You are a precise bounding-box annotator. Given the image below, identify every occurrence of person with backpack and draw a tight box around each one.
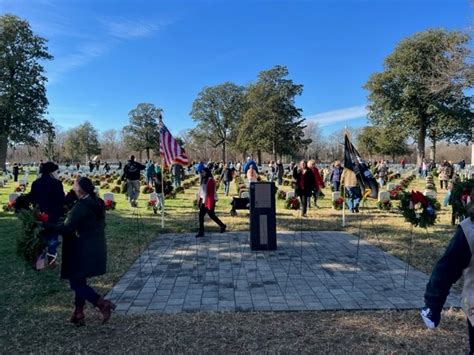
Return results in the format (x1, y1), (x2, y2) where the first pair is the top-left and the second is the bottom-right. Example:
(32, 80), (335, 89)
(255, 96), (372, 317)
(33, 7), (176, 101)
(220, 162), (235, 196)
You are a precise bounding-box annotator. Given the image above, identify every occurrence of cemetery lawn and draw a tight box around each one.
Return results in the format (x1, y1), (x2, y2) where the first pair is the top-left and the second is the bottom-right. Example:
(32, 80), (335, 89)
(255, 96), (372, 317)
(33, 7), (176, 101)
(0, 172), (468, 353)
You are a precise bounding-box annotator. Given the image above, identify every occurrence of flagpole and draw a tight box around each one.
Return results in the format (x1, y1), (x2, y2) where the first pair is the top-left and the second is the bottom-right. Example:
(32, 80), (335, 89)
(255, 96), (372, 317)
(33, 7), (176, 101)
(161, 157), (165, 228)
(342, 126), (348, 228)
(159, 114), (165, 229)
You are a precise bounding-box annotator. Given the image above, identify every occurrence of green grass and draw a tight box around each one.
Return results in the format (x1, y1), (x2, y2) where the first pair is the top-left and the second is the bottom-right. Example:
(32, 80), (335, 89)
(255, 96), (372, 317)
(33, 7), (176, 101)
(0, 172), (467, 353)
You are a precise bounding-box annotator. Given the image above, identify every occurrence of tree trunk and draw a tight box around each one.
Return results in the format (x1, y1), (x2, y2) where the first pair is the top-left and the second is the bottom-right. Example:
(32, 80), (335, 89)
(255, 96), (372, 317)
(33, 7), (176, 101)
(0, 134), (8, 171)
(222, 141), (226, 163)
(416, 123), (426, 166)
(272, 140), (277, 162)
(146, 147), (150, 161)
(429, 137), (436, 162)
(139, 150), (143, 162)
(257, 149), (262, 166)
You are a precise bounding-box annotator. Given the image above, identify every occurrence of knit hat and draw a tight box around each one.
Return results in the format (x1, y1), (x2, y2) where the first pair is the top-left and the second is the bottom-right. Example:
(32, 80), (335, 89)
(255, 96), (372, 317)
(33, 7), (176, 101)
(77, 177), (95, 195)
(42, 162), (59, 174)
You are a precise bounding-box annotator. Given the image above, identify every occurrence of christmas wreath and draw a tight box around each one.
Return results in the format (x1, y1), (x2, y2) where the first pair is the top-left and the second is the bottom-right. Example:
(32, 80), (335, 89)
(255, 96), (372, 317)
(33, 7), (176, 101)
(142, 186), (154, 194)
(377, 199), (392, 211)
(104, 200), (116, 211)
(277, 190), (287, 200)
(147, 199), (157, 210)
(450, 179), (474, 219)
(17, 207), (48, 267)
(285, 197), (300, 210)
(398, 190), (441, 228)
(3, 199), (16, 212)
(332, 197), (345, 210)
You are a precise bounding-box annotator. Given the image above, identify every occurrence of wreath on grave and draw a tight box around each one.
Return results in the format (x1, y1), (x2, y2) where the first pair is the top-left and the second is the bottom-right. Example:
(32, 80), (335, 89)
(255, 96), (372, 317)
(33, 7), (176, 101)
(3, 199), (16, 212)
(332, 197), (344, 210)
(277, 190), (287, 200)
(285, 197), (300, 210)
(398, 190), (441, 228)
(450, 179), (474, 219)
(104, 200), (116, 211)
(377, 199), (392, 211)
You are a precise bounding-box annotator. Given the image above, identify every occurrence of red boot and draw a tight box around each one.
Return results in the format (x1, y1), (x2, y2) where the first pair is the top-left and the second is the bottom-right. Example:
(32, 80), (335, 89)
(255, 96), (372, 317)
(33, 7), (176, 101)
(97, 297), (116, 324)
(70, 305), (85, 327)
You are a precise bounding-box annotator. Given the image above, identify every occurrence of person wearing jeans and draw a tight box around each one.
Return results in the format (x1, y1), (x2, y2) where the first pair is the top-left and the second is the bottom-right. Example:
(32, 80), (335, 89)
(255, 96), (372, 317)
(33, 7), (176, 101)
(341, 168), (361, 213)
(122, 155), (145, 207)
(29, 161), (65, 267)
(196, 168), (226, 238)
(330, 161), (343, 192)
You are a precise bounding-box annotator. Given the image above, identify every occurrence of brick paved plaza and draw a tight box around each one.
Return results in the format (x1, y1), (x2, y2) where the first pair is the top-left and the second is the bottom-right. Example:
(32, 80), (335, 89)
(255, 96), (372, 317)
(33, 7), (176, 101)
(107, 231), (460, 314)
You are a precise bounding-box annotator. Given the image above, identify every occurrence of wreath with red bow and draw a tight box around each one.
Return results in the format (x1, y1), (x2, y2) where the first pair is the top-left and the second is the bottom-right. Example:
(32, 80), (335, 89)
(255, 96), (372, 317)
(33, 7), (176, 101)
(399, 190), (441, 228)
(450, 179), (474, 219)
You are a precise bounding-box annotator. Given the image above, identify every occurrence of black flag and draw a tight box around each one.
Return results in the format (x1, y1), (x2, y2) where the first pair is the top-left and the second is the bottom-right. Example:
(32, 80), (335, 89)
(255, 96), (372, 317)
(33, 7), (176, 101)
(344, 134), (379, 199)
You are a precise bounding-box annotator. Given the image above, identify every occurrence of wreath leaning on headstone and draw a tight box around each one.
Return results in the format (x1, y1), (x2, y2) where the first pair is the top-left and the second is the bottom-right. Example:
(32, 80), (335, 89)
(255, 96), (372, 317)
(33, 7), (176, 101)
(398, 190), (441, 228)
(450, 179), (474, 219)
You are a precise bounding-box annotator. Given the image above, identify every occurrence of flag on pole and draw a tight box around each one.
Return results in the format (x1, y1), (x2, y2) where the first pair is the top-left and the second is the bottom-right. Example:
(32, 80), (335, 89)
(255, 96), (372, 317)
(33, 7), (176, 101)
(159, 123), (188, 167)
(344, 134), (378, 199)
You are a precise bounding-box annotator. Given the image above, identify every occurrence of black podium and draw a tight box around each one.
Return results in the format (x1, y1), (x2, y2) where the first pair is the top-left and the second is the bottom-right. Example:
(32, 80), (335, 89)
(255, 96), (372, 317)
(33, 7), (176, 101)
(249, 182), (277, 250)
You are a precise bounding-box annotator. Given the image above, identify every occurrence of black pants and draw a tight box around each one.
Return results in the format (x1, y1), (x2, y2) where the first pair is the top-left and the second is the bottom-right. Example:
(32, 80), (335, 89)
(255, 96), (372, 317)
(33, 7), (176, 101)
(199, 206), (225, 233)
(69, 277), (100, 307)
(469, 319), (474, 354)
(300, 195), (309, 215)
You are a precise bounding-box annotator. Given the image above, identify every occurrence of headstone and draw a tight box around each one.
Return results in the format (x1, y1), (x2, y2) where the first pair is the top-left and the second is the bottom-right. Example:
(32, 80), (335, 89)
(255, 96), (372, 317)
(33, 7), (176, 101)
(240, 191), (250, 199)
(378, 191), (390, 202)
(9, 193), (20, 202)
(331, 191), (340, 201)
(19, 178), (27, 186)
(94, 187), (99, 195)
(423, 190), (437, 199)
(103, 193), (114, 202)
(387, 183), (397, 192)
(0, 180), (4, 188)
(149, 192), (158, 201)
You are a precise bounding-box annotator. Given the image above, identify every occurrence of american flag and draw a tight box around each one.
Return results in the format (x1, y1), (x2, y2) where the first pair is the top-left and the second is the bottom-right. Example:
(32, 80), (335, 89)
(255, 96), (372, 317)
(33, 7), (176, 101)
(159, 122), (188, 167)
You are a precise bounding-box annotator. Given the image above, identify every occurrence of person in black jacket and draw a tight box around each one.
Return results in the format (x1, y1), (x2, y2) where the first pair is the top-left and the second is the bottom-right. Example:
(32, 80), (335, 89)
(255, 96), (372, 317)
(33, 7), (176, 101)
(12, 163), (19, 182)
(121, 155), (145, 207)
(293, 160), (315, 217)
(422, 200), (474, 353)
(44, 177), (115, 326)
(29, 162), (65, 266)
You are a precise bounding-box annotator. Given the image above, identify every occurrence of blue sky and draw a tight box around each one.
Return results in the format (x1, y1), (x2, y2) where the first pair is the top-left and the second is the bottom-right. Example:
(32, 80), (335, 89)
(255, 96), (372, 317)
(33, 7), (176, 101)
(0, 0), (471, 137)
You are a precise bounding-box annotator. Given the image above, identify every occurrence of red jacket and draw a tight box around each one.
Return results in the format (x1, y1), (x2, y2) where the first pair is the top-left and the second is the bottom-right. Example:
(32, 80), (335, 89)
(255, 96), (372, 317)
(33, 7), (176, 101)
(311, 167), (324, 189)
(204, 178), (217, 210)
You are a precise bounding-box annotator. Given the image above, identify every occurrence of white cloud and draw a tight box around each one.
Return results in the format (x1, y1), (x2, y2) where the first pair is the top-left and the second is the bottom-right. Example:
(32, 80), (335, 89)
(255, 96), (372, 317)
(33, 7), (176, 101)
(305, 105), (368, 127)
(100, 18), (162, 40)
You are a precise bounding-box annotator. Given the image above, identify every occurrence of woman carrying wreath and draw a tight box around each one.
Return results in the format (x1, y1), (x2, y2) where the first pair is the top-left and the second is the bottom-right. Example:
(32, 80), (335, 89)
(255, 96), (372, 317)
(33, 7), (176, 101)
(422, 199), (474, 353)
(43, 177), (115, 326)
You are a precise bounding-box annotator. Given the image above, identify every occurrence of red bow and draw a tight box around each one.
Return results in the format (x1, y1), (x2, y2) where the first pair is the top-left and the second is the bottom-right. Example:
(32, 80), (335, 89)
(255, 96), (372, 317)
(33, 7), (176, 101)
(36, 212), (49, 223)
(411, 191), (428, 207)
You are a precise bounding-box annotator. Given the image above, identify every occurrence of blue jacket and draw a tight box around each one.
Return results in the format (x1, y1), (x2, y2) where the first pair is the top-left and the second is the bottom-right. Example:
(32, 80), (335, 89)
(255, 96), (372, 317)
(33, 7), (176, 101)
(243, 160), (258, 174)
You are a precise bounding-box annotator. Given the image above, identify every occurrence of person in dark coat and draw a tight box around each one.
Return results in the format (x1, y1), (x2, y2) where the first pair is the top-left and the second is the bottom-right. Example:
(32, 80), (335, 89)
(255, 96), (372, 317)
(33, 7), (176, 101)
(44, 177), (115, 326)
(12, 163), (19, 182)
(329, 160), (343, 192)
(121, 155), (146, 207)
(29, 162), (65, 266)
(422, 201), (474, 353)
(293, 160), (315, 217)
(220, 162), (234, 196)
(275, 159), (284, 186)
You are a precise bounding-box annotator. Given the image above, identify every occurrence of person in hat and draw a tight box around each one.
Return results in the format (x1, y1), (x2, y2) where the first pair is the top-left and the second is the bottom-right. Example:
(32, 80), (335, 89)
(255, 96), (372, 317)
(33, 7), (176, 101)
(44, 177), (115, 326)
(29, 161), (65, 267)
